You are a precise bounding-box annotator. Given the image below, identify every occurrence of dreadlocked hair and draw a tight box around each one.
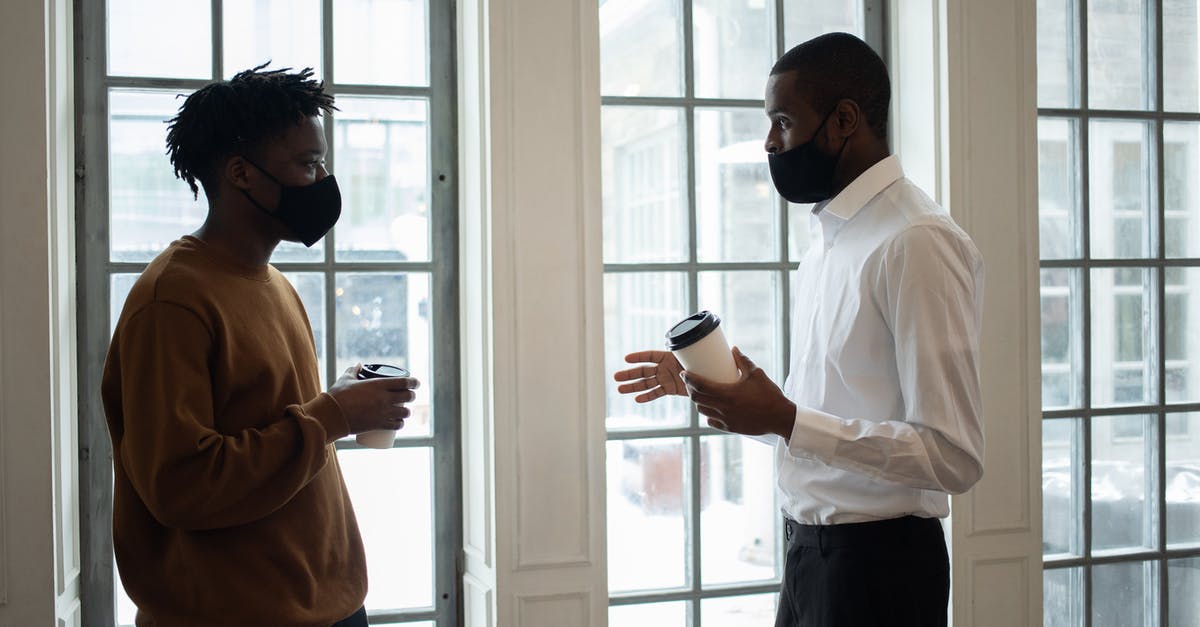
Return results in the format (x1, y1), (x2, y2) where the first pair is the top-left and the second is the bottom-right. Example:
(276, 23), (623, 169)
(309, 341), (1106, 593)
(165, 63), (336, 198)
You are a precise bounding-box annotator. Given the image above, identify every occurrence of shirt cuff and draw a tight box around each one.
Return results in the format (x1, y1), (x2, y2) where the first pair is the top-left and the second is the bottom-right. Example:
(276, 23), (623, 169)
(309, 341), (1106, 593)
(298, 392), (351, 443)
(786, 405), (845, 463)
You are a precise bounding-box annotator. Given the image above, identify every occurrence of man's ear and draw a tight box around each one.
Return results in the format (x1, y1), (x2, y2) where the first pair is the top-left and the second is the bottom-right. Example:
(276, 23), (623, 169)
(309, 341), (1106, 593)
(224, 154), (252, 191)
(830, 98), (862, 140)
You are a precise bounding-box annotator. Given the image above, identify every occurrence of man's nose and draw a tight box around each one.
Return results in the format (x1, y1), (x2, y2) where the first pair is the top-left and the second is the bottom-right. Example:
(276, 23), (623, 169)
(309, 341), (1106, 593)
(764, 135), (780, 155)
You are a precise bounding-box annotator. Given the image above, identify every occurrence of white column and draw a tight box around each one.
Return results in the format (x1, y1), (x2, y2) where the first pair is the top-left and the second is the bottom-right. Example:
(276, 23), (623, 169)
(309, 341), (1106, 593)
(0, 0), (82, 626)
(893, 0), (1044, 624)
(458, 0), (609, 625)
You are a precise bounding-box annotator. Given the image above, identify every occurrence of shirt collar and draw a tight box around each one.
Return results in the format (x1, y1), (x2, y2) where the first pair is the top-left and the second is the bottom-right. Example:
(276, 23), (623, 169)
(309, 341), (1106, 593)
(815, 155), (904, 222)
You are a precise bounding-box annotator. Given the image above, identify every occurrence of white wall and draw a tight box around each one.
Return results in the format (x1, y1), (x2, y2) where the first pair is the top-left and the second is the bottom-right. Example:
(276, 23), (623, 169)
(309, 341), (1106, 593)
(893, 1), (1043, 625)
(458, 0), (610, 625)
(0, 0), (82, 625)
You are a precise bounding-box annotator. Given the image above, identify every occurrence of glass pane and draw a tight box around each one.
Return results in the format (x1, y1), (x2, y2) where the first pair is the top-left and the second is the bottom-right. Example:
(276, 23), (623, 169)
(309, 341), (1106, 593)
(1088, 120), (1153, 259)
(607, 439), (689, 593)
(1041, 269), (1083, 410)
(1092, 560), (1158, 626)
(1169, 557), (1200, 625)
(117, 553), (136, 625)
(695, 108), (776, 262)
(609, 601), (687, 625)
(693, 0), (774, 99)
(1037, 0), (1079, 108)
(698, 271), (782, 381)
(602, 107), (688, 263)
(788, 202), (817, 261)
(282, 272), (326, 389)
(1087, 0), (1151, 110)
(600, 0), (684, 97)
(109, 90), (207, 263)
(108, 0), (211, 79)
(1164, 0), (1200, 112)
(335, 273), (432, 438)
(604, 106), (691, 261)
(604, 272), (690, 430)
(1091, 268), (1155, 407)
(223, 0), (322, 78)
(1043, 418), (1084, 557)
(339, 447), (434, 611)
(701, 435), (778, 586)
(1043, 566), (1085, 627)
(1039, 118), (1081, 260)
(784, 1), (863, 48)
(334, 0), (428, 86)
(110, 274), (140, 335)
(334, 98), (430, 263)
(1164, 122), (1200, 258)
(1092, 415), (1156, 552)
(701, 593), (777, 626)
(1166, 413), (1200, 547)
(1167, 268), (1200, 403)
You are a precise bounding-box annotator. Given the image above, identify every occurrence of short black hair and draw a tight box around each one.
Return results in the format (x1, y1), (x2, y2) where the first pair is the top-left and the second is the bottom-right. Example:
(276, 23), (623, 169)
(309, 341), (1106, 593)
(165, 64), (336, 198)
(771, 32), (890, 140)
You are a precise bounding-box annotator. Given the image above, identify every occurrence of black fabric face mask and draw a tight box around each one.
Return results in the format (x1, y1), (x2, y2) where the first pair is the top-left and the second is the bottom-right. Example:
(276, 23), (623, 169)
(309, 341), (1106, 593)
(767, 109), (847, 205)
(240, 157), (342, 247)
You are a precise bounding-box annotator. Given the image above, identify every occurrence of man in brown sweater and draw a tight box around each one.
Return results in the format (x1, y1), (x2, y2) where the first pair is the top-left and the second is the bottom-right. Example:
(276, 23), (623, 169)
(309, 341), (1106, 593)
(101, 66), (417, 627)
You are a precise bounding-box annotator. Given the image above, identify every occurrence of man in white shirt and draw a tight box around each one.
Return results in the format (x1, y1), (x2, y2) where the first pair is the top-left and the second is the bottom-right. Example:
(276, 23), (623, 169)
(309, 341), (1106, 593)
(614, 33), (984, 627)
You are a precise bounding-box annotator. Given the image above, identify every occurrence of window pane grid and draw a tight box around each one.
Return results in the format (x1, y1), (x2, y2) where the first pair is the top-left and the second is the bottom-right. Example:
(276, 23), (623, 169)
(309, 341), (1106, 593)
(81, 0), (457, 625)
(602, 0), (880, 621)
(1040, 0), (1200, 623)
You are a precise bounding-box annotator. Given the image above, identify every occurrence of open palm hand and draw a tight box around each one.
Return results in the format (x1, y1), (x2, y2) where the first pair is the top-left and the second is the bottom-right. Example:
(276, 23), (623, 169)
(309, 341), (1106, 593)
(613, 350), (686, 403)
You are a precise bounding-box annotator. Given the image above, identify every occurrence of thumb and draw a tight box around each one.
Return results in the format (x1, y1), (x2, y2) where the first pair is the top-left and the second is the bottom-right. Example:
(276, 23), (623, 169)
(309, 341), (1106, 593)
(732, 346), (756, 375)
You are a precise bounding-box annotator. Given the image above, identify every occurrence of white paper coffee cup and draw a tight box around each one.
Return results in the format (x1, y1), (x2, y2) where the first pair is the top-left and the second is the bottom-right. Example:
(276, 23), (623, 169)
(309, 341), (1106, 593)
(356, 428), (398, 449)
(354, 363), (410, 450)
(666, 311), (738, 384)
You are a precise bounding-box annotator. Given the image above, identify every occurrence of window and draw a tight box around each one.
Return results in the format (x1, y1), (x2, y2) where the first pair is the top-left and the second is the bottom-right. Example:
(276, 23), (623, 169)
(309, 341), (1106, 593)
(76, 1), (459, 625)
(599, 0), (882, 622)
(1037, 0), (1200, 624)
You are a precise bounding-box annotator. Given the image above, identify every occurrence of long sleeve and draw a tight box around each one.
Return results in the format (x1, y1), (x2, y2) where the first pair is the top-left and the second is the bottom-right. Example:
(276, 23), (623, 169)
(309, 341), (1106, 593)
(111, 301), (351, 530)
(785, 223), (985, 494)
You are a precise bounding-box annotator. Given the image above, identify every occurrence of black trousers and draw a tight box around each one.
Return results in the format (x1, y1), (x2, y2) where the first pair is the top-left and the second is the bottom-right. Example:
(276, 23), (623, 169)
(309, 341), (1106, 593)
(331, 606), (369, 627)
(774, 516), (949, 627)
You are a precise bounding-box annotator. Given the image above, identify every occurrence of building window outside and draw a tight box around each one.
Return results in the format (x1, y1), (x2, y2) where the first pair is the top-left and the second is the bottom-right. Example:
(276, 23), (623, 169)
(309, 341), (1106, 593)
(599, 0), (882, 623)
(77, 1), (459, 625)
(1038, 0), (1200, 624)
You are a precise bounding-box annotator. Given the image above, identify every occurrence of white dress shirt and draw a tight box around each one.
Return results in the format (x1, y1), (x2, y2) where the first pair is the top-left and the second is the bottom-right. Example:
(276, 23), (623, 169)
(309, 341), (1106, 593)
(774, 155), (985, 524)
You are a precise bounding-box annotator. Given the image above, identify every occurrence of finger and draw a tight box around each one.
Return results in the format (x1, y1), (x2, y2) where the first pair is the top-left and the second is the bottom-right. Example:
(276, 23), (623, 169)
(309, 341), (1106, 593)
(366, 376), (421, 391)
(686, 387), (721, 408)
(344, 364), (361, 378)
(732, 346), (757, 377)
(614, 365), (658, 382)
(387, 390), (417, 404)
(624, 350), (669, 365)
(695, 403), (723, 418)
(707, 417), (730, 431)
(680, 370), (720, 394)
(383, 406), (412, 421)
(634, 387), (666, 404)
(617, 378), (658, 394)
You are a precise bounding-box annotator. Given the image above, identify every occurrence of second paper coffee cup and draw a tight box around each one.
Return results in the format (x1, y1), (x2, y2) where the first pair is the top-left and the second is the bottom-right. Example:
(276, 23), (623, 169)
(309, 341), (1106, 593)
(666, 311), (739, 384)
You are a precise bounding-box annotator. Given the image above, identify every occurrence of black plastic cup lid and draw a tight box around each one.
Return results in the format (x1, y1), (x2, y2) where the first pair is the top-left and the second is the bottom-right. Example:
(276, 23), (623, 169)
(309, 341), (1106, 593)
(666, 311), (721, 351)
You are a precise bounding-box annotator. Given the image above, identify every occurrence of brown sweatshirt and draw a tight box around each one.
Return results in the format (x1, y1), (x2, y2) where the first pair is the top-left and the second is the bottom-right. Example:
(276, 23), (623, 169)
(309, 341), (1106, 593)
(101, 236), (367, 627)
